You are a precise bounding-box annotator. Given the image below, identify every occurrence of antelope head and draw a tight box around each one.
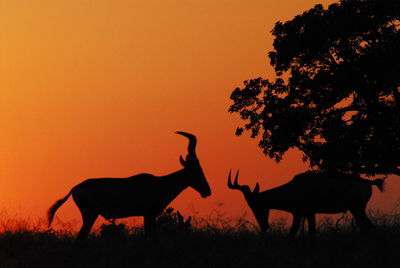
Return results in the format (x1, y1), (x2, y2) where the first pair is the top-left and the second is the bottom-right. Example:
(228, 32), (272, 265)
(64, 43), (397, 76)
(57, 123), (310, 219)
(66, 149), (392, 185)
(228, 170), (269, 231)
(176, 131), (211, 198)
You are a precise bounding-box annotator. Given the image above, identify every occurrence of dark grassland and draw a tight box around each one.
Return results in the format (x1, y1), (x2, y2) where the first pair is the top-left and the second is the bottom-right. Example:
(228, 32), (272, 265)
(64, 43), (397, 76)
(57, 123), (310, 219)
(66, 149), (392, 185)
(0, 210), (399, 268)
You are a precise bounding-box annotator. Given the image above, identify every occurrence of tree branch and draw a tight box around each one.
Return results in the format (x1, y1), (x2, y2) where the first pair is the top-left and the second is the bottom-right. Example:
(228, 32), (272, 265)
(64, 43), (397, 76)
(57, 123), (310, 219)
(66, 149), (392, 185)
(316, 106), (361, 119)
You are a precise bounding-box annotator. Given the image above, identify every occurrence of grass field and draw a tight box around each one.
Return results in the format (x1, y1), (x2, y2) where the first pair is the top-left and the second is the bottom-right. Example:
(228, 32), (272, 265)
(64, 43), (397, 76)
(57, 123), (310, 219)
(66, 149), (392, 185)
(0, 209), (399, 268)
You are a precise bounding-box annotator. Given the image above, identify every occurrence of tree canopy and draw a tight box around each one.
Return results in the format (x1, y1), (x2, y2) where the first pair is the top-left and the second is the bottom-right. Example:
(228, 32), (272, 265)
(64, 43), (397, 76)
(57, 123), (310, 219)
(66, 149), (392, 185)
(229, 0), (400, 176)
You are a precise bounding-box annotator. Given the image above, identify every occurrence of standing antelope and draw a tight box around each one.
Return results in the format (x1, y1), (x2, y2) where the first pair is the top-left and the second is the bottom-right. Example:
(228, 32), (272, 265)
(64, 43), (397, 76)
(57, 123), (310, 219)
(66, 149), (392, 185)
(47, 132), (211, 240)
(228, 170), (384, 237)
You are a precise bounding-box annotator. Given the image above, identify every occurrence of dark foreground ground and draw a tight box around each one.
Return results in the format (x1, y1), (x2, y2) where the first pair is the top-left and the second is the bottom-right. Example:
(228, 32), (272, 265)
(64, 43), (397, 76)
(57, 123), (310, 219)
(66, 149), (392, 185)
(0, 212), (399, 268)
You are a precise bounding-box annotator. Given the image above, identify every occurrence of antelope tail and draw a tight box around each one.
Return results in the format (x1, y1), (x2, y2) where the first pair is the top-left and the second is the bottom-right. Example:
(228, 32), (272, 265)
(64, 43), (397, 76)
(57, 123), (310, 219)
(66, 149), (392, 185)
(372, 178), (385, 192)
(47, 189), (73, 227)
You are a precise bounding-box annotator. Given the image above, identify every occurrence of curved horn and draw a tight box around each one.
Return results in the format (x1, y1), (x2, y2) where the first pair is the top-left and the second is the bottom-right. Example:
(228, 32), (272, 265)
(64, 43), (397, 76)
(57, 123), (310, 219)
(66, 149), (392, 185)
(227, 170), (251, 194)
(227, 169), (235, 188)
(176, 131), (197, 155)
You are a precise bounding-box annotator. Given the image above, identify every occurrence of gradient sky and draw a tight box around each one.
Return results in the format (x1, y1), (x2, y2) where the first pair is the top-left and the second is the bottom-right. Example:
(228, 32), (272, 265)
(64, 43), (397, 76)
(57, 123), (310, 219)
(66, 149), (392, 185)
(1, 0), (399, 229)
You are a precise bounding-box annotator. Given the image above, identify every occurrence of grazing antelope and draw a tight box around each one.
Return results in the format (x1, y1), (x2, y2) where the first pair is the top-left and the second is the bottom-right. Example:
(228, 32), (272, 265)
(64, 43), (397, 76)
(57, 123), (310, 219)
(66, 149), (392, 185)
(228, 170), (384, 237)
(47, 132), (211, 240)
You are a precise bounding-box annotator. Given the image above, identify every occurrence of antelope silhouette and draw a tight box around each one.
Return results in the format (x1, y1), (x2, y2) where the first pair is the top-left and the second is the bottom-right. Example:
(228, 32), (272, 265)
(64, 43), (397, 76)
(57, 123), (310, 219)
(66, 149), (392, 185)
(228, 170), (384, 237)
(47, 132), (211, 240)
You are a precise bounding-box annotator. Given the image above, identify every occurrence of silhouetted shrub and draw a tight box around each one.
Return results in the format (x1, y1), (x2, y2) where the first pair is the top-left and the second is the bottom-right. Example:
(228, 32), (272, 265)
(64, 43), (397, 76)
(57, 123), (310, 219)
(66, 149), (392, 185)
(1, 209), (400, 267)
(155, 207), (192, 233)
(98, 220), (130, 242)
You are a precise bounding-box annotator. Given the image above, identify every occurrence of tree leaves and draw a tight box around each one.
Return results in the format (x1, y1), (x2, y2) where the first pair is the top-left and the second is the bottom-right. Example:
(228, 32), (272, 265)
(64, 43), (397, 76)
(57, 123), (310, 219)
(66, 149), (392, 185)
(229, 0), (400, 176)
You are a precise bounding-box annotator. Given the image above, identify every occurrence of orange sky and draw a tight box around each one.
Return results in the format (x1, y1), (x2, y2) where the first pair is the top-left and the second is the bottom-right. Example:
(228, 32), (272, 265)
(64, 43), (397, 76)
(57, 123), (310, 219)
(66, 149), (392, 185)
(1, 0), (399, 230)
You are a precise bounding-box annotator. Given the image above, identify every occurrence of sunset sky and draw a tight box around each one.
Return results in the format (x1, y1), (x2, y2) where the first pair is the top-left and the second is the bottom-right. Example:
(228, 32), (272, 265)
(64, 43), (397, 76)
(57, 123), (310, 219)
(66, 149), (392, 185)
(1, 0), (399, 230)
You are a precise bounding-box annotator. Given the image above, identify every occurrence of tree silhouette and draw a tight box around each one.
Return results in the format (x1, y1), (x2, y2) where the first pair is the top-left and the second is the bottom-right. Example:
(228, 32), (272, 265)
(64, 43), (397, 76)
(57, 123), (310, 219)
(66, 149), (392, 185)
(229, 0), (400, 176)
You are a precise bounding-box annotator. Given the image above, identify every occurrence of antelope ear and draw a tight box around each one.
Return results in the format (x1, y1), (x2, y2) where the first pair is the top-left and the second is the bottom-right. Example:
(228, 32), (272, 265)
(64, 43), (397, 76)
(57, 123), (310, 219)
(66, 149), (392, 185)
(179, 155), (187, 167)
(253, 183), (260, 193)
